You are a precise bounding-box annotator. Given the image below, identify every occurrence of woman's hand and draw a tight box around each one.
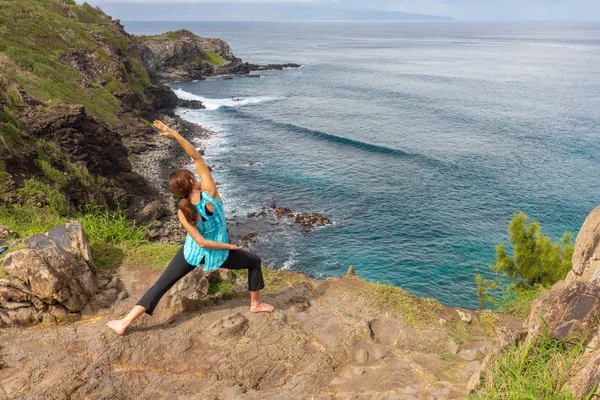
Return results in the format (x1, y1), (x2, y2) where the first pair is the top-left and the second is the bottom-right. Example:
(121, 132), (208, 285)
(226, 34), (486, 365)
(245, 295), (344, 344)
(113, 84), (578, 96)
(229, 244), (242, 251)
(153, 120), (179, 139)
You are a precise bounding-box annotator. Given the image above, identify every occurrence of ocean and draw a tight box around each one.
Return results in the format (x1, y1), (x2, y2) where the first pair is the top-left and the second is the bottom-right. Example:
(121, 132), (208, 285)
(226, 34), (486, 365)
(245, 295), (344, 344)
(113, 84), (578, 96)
(125, 21), (600, 309)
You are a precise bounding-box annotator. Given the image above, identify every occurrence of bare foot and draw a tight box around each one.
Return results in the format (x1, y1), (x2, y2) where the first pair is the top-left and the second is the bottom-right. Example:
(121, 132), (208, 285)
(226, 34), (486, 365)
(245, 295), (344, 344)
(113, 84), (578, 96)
(250, 302), (275, 313)
(106, 320), (128, 335)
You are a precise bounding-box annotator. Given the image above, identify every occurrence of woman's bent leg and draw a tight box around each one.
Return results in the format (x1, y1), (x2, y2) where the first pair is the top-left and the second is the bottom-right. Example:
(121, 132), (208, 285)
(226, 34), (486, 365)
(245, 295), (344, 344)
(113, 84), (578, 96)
(106, 247), (195, 335)
(136, 246), (196, 315)
(219, 250), (273, 313)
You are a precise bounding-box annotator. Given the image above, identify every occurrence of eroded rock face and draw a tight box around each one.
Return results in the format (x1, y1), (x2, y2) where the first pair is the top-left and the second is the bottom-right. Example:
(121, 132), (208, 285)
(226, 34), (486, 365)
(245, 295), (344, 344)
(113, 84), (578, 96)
(138, 30), (241, 82)
(563, 350), (600, 398)
(3, 241), (93, 312)
(567, 205), (600, 283)
(166, 268), (209, 314)
(526, 280), (600, 344)
(0, 222), (125, 326)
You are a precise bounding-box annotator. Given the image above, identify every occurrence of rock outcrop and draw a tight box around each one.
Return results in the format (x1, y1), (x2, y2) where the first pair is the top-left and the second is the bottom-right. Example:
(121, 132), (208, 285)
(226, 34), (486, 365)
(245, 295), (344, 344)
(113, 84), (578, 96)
(0, 1), (177, 218)
(0, 222), (126, 326)
(137, 29), (300, 83)
(0, 260), (518, 399)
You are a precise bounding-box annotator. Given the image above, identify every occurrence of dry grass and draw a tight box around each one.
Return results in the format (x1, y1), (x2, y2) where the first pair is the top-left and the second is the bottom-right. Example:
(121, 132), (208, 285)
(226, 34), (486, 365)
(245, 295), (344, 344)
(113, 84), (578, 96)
(363, 281), (443, 328)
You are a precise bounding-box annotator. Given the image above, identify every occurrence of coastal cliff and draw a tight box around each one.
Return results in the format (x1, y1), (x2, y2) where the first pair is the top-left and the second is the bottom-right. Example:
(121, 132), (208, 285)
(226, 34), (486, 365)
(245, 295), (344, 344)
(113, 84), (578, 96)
(1, 1), (600, 400)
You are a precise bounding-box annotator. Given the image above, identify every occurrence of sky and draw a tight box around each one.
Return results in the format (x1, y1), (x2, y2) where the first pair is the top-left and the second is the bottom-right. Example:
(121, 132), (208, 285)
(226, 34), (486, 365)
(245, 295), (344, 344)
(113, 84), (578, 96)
(81, 0), (600, 21)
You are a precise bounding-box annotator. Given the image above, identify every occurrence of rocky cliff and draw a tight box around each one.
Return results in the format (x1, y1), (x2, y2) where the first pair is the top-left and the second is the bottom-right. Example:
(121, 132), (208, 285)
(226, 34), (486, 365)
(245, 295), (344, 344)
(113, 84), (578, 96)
(0, 0), (180, 221)
(0, 221), (523, 399)
(137, 29), (300, 82)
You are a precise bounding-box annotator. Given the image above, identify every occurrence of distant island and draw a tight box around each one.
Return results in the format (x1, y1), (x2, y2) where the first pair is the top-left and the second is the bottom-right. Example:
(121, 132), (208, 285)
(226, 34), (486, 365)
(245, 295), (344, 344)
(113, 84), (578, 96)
(95, 2), (454, 22)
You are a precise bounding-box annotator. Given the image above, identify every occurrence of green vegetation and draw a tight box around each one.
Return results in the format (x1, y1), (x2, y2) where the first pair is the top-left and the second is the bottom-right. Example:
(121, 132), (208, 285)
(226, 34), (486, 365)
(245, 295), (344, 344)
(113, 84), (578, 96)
(471, 332), (593, 399)
(476, 213), (573, 315)
(364, 281), (442, 327)
(204, 52), (225, 66)
(478, 310), (499, 336)
(0, 203), (182, 275)
(137, 30), (187, 42)
(262, 267), (306, 292)
(0, 0), (155, 125)
(208, 280), (234, 296)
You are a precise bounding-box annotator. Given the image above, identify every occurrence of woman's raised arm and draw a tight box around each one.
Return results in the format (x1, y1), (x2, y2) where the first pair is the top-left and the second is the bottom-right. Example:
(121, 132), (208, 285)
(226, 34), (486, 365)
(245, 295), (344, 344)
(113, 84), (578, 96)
(153, 120), (220, 199)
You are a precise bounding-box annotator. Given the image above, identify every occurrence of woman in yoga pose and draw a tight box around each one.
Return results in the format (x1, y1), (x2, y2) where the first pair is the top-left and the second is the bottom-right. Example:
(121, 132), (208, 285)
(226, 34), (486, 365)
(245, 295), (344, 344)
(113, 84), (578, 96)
(107, 120), (274, 335)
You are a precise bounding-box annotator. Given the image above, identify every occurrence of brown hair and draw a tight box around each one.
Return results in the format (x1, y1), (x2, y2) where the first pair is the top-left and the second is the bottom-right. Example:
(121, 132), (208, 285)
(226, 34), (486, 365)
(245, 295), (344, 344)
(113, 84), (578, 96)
(168, 169), (198, 225)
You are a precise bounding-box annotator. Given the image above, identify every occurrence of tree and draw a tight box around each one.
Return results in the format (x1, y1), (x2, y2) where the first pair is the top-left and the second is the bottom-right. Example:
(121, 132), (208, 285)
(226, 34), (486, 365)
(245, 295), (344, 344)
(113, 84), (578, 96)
(476, 212), (574, 311)
(491, 212), (573, 286)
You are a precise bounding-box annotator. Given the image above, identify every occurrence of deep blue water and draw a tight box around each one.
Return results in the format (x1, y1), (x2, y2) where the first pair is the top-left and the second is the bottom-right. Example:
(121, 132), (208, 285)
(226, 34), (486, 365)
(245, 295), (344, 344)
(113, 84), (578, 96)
(125, 21), (600, 308)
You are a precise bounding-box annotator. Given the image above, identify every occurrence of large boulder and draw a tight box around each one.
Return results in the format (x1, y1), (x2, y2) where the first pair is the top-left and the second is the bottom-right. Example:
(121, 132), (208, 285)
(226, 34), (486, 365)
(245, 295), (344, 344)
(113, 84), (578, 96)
(526, 280), (600, 344)
(166, 268), (209, 313)
(0, 221), (125, 325)
(3, 224), (97, 313)
(567, 205), (600, 283)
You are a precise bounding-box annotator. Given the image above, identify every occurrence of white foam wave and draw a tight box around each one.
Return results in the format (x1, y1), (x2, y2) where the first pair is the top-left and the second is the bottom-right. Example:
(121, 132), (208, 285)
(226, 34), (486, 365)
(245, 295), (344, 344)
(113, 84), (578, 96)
(173, 88), (280, 111)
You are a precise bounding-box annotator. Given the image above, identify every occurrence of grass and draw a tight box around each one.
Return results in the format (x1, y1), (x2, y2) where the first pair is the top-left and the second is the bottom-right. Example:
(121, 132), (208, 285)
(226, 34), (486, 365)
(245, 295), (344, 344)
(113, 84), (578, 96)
(447, 319), (475, 345)
(363, 281), (443, 328)
(478, 310), (499, 337)
(208, 280), (234, 296)
(470, 332), (592, 399)
(262, 267), (306, 292)
(204, 52), (225, 66)
(498, 285), (547, 317)
(0, 0), (158, 126)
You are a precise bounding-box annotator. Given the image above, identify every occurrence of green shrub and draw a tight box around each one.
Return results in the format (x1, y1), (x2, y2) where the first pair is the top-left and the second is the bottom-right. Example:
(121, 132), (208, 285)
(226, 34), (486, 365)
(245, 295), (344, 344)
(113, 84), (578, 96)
(494, 213), (573, 286)
(208, 280), (233, 296)
(0, 204), (65, 238)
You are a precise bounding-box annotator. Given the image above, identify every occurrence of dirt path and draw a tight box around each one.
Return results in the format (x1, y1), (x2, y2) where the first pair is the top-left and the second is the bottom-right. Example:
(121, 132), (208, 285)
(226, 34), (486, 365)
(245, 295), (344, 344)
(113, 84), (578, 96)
(0, 265), (522, 400)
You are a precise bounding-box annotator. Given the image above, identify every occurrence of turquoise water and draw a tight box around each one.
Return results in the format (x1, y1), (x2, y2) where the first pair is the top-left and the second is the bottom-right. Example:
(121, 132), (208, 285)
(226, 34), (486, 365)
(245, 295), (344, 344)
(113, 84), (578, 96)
(125, 21), (600, 308)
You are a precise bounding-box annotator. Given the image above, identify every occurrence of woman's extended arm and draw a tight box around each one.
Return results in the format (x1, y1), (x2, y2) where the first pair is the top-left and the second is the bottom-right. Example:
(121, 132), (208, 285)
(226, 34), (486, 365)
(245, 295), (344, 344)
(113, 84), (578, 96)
(153, 120), (220, 200)
(178, 210), (241, 250)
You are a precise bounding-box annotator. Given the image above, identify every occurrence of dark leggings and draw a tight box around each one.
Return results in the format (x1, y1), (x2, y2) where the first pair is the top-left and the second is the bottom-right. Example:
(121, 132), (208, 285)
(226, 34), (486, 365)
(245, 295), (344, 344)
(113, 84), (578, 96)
(136, 247), (265, 315)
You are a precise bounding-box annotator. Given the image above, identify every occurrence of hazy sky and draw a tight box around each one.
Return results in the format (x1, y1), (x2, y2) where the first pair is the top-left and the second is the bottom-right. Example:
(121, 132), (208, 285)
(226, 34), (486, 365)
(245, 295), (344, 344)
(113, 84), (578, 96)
(82, 0), (600, 21)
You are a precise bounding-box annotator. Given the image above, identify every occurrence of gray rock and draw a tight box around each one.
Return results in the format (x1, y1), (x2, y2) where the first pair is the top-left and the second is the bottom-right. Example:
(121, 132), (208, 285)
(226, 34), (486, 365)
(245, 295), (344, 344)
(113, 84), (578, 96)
(562, 350), (600, 397)
(207, 268), (232, 284)
(526, 280), (600, 344)
(347, 265), (356, 276)
(1, 222), (99, 323)
(464, 360), (481, 380)
(137, 199), (168, 224)
(208, 313), (248, 338)
(354, 349), (369, 365)
(458, 348), (481, 362)
(0, 225), (15, 239)
(456, 310), (472, 323)
(446, 338), (460, 355)
(167, 268), (209, 313)
(567, 205), (600, 283)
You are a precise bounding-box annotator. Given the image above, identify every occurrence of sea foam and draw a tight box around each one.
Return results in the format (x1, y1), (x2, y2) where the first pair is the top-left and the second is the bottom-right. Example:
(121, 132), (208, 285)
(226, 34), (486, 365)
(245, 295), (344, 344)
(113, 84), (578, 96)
(173, 88), (279, 110)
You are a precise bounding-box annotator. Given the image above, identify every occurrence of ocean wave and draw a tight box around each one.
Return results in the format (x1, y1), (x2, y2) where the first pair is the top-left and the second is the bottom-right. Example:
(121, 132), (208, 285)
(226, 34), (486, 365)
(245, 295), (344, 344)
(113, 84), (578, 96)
(222, 108), (451, 168)
(173, 88), (280, 110)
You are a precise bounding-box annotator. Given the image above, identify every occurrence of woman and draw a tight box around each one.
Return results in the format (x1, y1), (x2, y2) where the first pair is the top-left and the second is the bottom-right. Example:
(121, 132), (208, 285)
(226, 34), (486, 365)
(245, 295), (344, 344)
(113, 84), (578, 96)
(107, 120), (274, 335)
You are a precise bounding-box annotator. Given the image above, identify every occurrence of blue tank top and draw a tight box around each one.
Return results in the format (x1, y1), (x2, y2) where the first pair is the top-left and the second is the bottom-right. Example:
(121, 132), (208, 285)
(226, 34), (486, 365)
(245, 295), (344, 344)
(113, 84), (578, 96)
(183, 192), (229, 270)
